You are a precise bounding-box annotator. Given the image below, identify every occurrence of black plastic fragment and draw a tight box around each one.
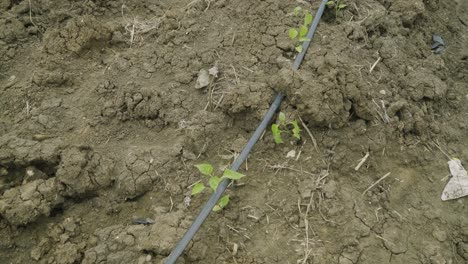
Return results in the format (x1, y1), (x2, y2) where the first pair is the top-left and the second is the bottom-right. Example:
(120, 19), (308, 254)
(132, 218), (155, 225)
(431, 34), (445, 54)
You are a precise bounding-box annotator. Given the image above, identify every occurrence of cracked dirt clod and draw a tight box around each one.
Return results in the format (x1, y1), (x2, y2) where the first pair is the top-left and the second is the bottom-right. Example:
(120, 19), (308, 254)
(56, 146), (115, 197)
(0, 135), (61, 168)
(82, 210), (187, 263)
(117, 143), (182, 199)
(99, 82), (192, 129)
(0, 178), (63, 225)
(43, 15), (112, 54)
(221, 81), (273, 120)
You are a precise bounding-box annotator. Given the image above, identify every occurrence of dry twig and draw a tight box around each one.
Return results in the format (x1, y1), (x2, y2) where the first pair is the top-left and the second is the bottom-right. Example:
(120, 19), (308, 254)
(361, 172), (391, 196)
(354, 152), (370, 171)
(369, 57), (382, 73)
(297, 115), (319, 153)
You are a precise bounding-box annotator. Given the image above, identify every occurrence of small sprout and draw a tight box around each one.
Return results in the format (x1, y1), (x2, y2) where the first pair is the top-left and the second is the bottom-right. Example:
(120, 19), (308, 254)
(192, 182), (206, 195)
(291, 120), (302, 139)
(304, 13), (313, 26)
(288, 28), (298, 40)
(222, 169), (246, 180)
(326, 1), (335, 7)
(191, 164), (246, 211)
(271, 124), (284, 144)
(338, 3), (347, 9)
(271, 112), (302, 144)
(195, 163), (213, 176)
(326, 1), (347, 17)
(293, 6), (302, 15)
(299, 25), (308, 38)
(209, 176), (221, 191)
(278, 112), (286, 124)
(213, 195), (230, 211)
(288, 7), (314, 54)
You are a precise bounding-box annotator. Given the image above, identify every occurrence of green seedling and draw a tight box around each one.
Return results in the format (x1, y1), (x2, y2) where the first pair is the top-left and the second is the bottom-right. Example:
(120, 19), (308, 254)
(326, 1), (347, 17)
(288, 6), (313, 53)
(192, 163), (246, 211)
(271, 112), (302, 144)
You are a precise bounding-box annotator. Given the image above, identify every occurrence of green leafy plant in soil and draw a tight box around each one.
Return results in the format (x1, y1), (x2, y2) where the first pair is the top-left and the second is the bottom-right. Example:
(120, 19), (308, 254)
(192, 164), (246, 211)
(271, 112), (302, 144)
(288, 6), (313, 53)
(326, 1), (347, 17)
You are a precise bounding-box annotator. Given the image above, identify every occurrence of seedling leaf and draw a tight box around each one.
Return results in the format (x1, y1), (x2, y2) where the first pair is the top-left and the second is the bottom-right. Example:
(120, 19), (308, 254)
(291, 120), (302, 139)
(191, 183), (205, 195)
(213, 195), (230, 211)
(293, 6), (302, 15)
(304, 13), (313, 26)
(218, 195), (230, 208)
(272, 124), (284, 144)
(299, 25), (308, 37)
(338, 3), (347, 9)
(299, 37), (311, 42)
(209, 176), (222, 191)
(278, 112), (286, 124)
(195, 164), (213, 176)
(295, 45), (303, 53)
(288, 28), (298, 40)
(326, 1), (335, 7)
(222, 169), (245, 180)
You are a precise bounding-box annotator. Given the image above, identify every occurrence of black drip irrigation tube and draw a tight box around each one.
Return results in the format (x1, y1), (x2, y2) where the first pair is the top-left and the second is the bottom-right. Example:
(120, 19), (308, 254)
(164, 1), (328, 263)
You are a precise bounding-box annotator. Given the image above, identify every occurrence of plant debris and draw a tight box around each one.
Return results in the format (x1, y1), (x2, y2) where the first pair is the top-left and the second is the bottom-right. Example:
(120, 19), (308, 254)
(441, 159), (468, 201)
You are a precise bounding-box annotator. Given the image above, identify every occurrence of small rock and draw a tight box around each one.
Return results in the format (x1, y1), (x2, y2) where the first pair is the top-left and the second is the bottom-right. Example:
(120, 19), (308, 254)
(208, 63), (219, 77)
(286, 150), (296, 159)
(62, 218), (78, 233)
(142, 62), (156, 73)
(195, 69), (210, 89)
(23, 166), (48, 183)
(145, 254), (152, 262)
(432, 229), (447, 242)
